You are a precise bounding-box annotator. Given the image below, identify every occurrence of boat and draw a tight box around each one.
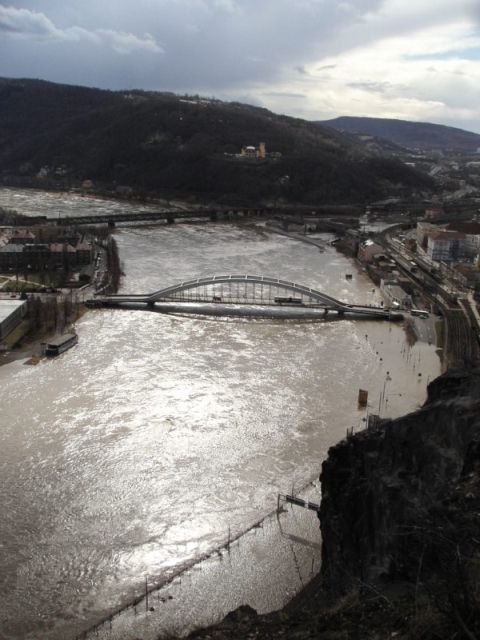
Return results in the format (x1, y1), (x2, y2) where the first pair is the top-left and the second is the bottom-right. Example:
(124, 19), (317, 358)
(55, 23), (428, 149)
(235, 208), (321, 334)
(358, 389), (369, 407)
(45, 333), (78, 357)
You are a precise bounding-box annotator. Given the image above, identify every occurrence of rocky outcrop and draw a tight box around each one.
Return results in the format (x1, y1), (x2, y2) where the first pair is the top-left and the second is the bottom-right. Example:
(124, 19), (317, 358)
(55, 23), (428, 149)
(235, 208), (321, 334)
(320, 368), (480, 610)
(189, 369), (480, 639)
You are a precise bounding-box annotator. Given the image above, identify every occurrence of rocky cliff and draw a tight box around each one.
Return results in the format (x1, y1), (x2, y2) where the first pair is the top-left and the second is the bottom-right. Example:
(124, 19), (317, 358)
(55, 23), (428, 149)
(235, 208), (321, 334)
(190, 369), (480, 639)
(320, 367), (480, 635)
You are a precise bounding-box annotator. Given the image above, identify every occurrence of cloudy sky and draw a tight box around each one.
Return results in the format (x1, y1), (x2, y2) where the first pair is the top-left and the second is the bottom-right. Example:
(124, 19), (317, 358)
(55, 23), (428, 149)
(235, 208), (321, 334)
(1, 0), (479, 132)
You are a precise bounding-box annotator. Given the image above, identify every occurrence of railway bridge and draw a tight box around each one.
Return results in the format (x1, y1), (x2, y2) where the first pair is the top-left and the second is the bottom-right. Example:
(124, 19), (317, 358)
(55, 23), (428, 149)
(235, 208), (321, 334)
(52, 207), (272, 226)
(87, 274), (400, 320)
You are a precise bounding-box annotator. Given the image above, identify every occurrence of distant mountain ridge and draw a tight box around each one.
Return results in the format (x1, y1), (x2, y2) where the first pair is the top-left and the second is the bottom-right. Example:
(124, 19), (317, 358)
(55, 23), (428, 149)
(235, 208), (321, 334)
(0, 78), (432, 204)
(321, 116), (480, 154)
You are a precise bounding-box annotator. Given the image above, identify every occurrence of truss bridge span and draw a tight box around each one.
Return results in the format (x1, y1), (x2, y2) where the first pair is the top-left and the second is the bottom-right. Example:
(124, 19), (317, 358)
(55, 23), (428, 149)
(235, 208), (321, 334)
(88, 274), (400, 320)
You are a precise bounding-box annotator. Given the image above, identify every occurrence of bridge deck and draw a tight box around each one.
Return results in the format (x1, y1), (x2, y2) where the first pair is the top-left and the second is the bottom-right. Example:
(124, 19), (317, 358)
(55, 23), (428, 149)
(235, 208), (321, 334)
(51, 207), (273, 226)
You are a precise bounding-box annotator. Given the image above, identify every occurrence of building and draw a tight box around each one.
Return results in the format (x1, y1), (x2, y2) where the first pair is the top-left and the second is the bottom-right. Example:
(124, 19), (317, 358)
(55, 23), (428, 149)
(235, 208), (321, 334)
(424, 206), (444, 219)
(0, 299), (27, 340)
(75, 240), (93, 265)
(357, 239), (384, 263)
(240, 142), (267, 159)
(446, 222), (480, 259)
(426, 231), (466, 262)
(0, 244), (25, 270)
(49, 243), (77, 269)
(416, 222), (438, 249)
(380, 279), (413, 309)
(0, 241), (90, 271)
(9, 230), (36, 244)
(23, 244), (50, 271)
(453, 264), (480, 288)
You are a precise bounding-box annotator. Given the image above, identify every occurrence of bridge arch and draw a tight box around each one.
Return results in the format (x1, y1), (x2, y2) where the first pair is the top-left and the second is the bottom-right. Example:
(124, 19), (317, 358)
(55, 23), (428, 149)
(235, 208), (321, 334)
(147, 274), (351, 309)
(90, 273), (396, 319)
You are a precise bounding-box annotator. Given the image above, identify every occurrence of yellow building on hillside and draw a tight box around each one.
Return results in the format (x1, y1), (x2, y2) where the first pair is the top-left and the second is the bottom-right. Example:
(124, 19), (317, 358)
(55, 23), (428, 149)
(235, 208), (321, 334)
(240, 142), (266, 159)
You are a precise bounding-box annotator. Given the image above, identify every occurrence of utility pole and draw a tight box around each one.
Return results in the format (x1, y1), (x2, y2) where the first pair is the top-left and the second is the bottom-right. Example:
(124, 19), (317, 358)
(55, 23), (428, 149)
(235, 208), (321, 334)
(145, 574), (149, 612)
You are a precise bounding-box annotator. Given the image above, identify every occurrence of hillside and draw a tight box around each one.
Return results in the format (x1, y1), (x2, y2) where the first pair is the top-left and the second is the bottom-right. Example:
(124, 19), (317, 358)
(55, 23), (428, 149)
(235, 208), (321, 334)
(0, 78), (432, 204)
(322, 116), (480, 154)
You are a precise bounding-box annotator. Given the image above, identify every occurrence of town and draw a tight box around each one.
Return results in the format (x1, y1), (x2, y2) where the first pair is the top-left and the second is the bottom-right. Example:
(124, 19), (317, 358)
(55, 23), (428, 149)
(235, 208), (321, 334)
(0, 208), (120, 357)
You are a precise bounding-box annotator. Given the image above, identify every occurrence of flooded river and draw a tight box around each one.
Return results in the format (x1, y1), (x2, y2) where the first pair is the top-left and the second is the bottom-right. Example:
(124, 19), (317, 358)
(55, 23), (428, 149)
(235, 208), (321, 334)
(0, 189), (441, 639)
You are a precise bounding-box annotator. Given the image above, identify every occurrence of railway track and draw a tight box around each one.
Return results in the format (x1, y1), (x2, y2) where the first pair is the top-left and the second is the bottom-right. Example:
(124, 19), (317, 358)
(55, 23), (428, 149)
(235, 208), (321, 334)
(444, 307), (480, 368)
(381, 234), (480, 369)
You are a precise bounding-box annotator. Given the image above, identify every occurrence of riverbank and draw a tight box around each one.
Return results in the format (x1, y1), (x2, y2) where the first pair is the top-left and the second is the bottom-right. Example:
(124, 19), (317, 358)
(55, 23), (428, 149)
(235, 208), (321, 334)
(0, 234), (115, 365)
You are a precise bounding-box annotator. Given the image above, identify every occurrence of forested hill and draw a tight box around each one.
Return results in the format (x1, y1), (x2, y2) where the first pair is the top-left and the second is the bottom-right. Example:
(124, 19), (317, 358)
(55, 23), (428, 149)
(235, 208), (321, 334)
(0, 78), (432, 204)
(322, 116), (480, 154)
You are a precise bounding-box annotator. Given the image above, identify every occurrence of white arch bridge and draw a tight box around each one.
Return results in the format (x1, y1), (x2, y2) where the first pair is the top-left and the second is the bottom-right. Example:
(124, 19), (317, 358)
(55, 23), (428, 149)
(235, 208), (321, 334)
(88, 274), (400, 320)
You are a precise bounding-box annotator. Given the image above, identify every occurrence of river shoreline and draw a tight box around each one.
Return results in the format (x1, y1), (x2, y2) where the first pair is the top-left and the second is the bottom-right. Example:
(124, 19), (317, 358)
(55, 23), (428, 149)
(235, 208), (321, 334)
(0, 302), (89, 367)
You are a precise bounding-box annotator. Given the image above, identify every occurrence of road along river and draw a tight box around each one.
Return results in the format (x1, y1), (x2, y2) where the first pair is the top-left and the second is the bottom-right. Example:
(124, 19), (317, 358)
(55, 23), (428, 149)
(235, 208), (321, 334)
(0, 189), (441, 639)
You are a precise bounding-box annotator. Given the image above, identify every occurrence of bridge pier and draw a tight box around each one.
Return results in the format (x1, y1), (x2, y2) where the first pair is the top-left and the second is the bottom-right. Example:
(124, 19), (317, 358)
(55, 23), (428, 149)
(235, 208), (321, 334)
(108, 220), (116, 228)
(166, 216), (175, 225)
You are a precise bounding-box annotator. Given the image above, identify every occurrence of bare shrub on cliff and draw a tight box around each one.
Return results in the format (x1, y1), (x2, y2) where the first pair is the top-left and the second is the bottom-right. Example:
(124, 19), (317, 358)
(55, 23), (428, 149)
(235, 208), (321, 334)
(402, 475), (480, 639)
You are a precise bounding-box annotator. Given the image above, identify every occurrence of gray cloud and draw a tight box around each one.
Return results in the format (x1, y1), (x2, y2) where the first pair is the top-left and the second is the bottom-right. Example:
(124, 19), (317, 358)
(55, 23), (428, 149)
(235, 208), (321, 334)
(0, 5), (163, 54)
(0, 1), (479, 132)
(347, 81), (392, 93)
(0, 0), (385, 90)
(263, 91), (307, 99)
(295, 65), (308, 75)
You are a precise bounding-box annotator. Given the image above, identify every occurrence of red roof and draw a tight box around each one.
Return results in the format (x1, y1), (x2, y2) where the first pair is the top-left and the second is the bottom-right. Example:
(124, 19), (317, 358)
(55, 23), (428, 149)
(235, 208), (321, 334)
(428, 231), (465, 241)
(13, 230), (35, 239)
(50, 243), (76, 253)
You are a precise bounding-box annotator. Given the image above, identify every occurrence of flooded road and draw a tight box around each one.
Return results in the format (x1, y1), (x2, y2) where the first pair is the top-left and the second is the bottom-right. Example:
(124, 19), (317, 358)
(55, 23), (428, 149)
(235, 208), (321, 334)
(0, 189), (441, 639)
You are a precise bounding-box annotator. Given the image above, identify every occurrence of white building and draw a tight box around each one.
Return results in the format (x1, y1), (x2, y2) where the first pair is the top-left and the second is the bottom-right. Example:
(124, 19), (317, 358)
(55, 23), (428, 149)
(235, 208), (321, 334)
(446, 222), (480, 259)
(380, 279), (412, 309)
(426, 231), (466, 262)
(0, 299), (27, 340)
(416, 222), (438, 249)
